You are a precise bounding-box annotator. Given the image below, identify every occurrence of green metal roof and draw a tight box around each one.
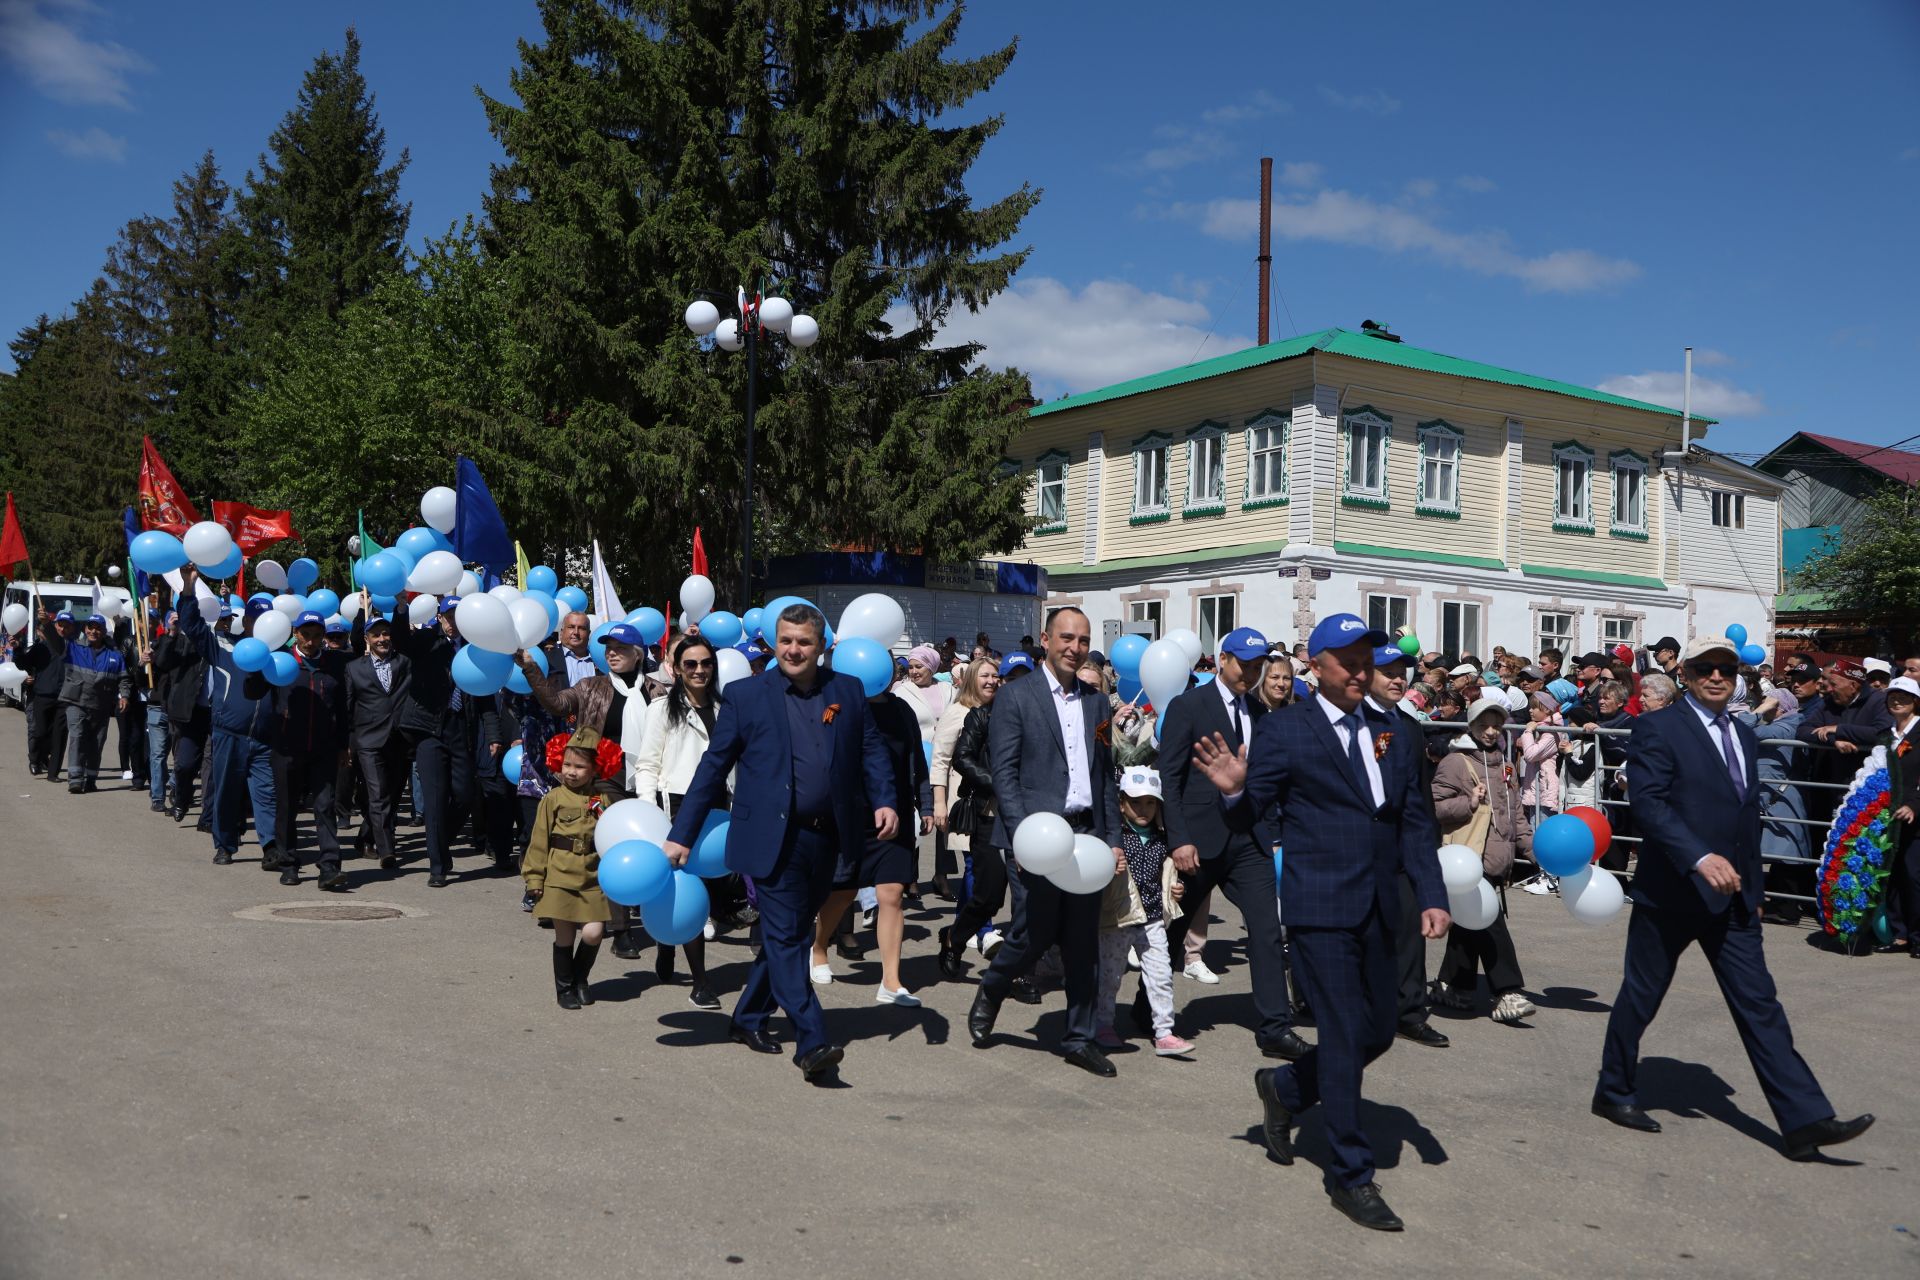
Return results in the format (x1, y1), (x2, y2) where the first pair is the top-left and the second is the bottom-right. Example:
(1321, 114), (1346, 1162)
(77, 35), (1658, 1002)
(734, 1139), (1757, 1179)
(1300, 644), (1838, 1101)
(1028, 327), (1718, 425)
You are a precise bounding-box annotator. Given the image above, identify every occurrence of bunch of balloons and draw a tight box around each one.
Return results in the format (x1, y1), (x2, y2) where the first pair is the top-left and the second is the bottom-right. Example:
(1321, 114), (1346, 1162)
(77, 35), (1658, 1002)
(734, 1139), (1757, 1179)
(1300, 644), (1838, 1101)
(1532, 806), (1626, 924)
(591, 799), (716, 945)
(1011, 813), (1117, 896)
(1724, 623), (1767, 667)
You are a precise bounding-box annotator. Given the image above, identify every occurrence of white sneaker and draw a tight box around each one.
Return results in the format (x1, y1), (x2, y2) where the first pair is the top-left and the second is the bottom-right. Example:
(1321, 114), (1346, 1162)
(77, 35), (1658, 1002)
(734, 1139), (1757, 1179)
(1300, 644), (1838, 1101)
(1491, 992), (1536, 1023)
(1184, 960), (1221, 985)
(979, 929), (1005, 959)
(120, 769), (133, 781)
(876, 985), (921, 1007)
(1126, 946), (1141, 971)
(809, 963), (834, 986)
(1519, 874), (1553, 896)
(702, 919), (716, 940)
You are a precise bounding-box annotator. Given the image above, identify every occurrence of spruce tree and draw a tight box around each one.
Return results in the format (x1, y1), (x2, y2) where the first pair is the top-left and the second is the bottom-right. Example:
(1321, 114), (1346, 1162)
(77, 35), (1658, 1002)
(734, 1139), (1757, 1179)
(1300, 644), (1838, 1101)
(480, 0), (1039, 606)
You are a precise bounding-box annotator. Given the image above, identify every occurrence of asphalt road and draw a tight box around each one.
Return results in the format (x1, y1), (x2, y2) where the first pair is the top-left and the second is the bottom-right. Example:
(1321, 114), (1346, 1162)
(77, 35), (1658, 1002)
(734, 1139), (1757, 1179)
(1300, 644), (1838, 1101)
(1, 708), (1915, 1279)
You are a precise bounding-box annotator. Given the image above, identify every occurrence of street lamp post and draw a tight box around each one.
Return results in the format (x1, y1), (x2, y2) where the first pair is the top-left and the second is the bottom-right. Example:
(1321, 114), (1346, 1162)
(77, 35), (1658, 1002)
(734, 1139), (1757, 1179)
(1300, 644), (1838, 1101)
(684, 286), (820, 608)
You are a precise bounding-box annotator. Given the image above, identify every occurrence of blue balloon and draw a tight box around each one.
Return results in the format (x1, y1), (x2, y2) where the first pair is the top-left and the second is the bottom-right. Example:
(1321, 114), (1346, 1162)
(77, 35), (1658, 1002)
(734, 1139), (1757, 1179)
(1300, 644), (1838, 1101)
(286, 557), (319, 594)
(625, 607), (667, 647)
(500, 743), (524, 784)
(385, 544), (417, 575)
(1725, 623), (1748, 648)
(525, 590), (560, 633)
(1534, 813), (1597, 877)
(1739, 643), (1766, 666)
(248, 591), (275, 605)
(758, 595), (819, 643)
(525, 565), (558, 596)
(640, 869), (711, 945)
(601, 840), (674, 908)
(922, 739), (934, 771)
(833, 635), (894, 697)
(507, 644), (548, 694)
(1272, 844), (1284, 887)
(231, 636), (270, 672)
(688, 812), (731, 879)
(227, 593), (245, 611)
(304, 588), (341, 619)
(588, 620), (617, 673)
(467, 645), (515, 677)
(1194, 672), (1215, 686)
(741, 608), (764, 642)
(452, 645), (507, 695)
(359, 552), (408, 597)
(264, 650), (299, 687)
(555, 586), (589, 614)
(1117, 675), (1143, 703)
(700, 610), (743, 648)
(130, 530), (187, 575)
(205, 545), (243, 579)
(1109, 632), (1149, 678)
(394, 527), (442, 565)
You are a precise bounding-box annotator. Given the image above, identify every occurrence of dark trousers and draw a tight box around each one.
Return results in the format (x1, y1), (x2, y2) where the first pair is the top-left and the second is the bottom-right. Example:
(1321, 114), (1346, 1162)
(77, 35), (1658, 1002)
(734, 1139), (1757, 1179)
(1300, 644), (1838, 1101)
(403, 727), (453, 876)
(64, 704), (111, 784)
(1437, 903), (1525, 995)
(29, 697), (68, 777)
(207, 731), (276, 854)
(516, 794), (541, 859)
(447, 726), (476, 851)
(979, 866), (1101, 1054)
(1395, 872), (1432, 1028)
(1166, 837), (1294, 1040)
(273, 749), (342, 873)
(357, 739), (412, 862)
(951, 843), (1012, 942)
(1881, 832), (1920, 942)
(117, 701), (141, 779)
(1598, 902), (1831, 1134)
(732, 825), (838, 1058)
(478, 775), (518, 861)
(171, 707), (210, 810)
(1269, 905), (1399, 1190)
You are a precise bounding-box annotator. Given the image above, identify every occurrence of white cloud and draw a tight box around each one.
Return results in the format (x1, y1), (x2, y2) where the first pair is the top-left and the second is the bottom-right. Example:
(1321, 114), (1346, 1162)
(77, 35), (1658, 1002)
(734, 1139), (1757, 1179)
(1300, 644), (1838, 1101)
(1402, 177), (1439, 201)
(0, 0), (148, 107)
(1320, 85), (1400, 116)
(1596, 370), (1766, 418)
(890, 277), (1253, 398)
(1176, 189), (1641, 293)
(1277, 161), (1322, 188)
(1136, 124), (1231, 173)
(1455, 175), (1497, 193)
(1690, 348), (1735, 368)
(1201, 90), (1290, 125)
(46, 124), (125, 161)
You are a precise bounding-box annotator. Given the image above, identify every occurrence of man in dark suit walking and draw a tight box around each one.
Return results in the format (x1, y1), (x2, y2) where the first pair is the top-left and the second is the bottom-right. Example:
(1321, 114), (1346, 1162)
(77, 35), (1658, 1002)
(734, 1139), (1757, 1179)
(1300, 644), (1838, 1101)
(1159, 626), (1307, 1059)
(1593, 636), (1872, 1160)
(1368, 643), (1450, 1050)
(344, 614), (411, 874)
(1193, 613), (1450, 1232)
(664, 603), (896, 1080)
(967, 606), (1124, 1078)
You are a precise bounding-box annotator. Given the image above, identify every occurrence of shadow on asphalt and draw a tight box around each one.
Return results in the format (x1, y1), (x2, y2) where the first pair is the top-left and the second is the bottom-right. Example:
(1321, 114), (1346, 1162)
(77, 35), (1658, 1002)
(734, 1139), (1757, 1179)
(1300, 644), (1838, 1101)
(1232, 1099), (1451, 1174)
(1531, 985), (1612, 1013)
(1636, 1056), (1806, 1156)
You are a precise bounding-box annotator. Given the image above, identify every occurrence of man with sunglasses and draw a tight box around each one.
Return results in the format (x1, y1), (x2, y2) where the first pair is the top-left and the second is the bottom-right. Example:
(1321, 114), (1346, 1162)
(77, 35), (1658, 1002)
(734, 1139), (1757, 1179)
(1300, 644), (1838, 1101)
(1594, 637), (1873, 1162)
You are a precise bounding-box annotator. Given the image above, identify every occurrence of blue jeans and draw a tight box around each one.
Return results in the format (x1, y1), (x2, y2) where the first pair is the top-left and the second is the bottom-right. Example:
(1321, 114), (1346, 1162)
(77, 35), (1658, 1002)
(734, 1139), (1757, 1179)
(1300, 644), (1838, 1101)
(207, 729), (278, 854)
(146, 705), (171, 804)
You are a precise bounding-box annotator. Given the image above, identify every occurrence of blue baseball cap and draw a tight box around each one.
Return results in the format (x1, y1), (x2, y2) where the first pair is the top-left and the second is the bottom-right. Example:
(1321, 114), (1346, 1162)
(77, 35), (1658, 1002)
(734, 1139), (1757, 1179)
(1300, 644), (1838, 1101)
(244, 599), (274, 619)
(999, 652), (1035, 677)
(1307, 613), (1389, 657)
(438, 596), (461, 613)
(604, 622), (643, 647)
(324, 618), (349, 635)
(736, 639), (768, 660)
(294, 610), (326, 630)
(1218, 626), (1270, 660)
(1373, 643), (1411, 668)
(54, 610), (74, 623)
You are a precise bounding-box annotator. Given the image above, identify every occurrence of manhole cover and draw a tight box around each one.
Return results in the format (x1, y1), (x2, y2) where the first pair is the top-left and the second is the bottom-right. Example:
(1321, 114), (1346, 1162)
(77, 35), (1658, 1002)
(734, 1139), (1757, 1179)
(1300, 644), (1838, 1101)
(233, 900), (427, 924)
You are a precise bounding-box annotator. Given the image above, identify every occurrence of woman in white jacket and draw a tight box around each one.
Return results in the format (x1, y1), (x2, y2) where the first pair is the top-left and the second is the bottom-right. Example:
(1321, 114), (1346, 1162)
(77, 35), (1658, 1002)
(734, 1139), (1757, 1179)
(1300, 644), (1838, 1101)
(892, 643), (952, 899)
(629, 634), (728, 1011)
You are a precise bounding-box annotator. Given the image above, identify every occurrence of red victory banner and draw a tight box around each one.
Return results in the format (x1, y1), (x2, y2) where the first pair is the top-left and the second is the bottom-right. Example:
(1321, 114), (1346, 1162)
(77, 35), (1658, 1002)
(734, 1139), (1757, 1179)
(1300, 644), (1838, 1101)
(2, 491), (31, 573)
(137, 436), (201, 534)
(212, 501), (298, 555)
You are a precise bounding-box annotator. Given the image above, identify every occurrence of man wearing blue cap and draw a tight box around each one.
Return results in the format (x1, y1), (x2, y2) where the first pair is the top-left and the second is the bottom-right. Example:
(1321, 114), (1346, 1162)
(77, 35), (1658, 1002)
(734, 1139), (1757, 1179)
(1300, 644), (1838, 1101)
(1159, 625), (1305, 1058)
(1367, 642), (1449, 1050)
(175, 566), (280, 866)
(246, 610), (353, 889)
(1194, 612), (1450, 1232)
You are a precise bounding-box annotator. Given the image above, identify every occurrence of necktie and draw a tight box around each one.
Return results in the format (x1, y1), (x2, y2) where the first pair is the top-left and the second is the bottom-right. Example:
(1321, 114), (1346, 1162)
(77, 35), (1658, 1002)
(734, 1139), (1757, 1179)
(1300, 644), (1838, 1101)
(1229, 697), (1244, 746)
(450, 687), (464, 712)
(1343, 710), (1372, 803)
(1712, 714), (1746, 801)
(375, 659), (391, 693)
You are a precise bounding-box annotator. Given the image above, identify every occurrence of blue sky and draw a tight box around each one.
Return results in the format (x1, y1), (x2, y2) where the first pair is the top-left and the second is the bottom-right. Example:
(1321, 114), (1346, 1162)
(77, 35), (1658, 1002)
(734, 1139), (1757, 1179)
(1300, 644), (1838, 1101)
(4, 0), (1918, 463)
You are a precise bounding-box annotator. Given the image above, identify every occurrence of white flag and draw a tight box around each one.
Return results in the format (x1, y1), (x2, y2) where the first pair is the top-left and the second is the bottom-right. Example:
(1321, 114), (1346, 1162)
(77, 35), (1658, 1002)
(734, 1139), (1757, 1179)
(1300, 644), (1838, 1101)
(589, 540), (625, 626)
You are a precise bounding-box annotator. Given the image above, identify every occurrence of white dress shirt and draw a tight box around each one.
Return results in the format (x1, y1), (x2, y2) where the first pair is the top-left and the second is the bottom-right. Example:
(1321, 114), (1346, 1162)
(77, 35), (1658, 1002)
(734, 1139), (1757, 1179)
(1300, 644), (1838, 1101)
(1044, 665), (1094, 812)
(1318, 692), (1386, 807)
(1216, 676), (1250, 743)
(1685, 694), (1747, 780)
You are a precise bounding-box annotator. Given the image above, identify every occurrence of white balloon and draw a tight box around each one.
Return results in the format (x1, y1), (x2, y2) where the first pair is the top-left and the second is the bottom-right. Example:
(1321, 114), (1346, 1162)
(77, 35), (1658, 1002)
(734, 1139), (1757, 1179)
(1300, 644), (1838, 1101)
(679, 574), (715, 624)
(836, 592), (905, 647)
(457, 571), (481, 598)
(107, 564), (121, 580)
(593, 798), (673, 854)
(1437, 843), (1484, 893)
(338, 592), (363, 621)
(454, 594), (519, 654)
(715, 647), (751, 692)
(788, 314), (819, 348)
(228, 615), (245, 636)
(420, 486), (458, 534)
(1165, 628), (1203, 668)
(1012, 812), (1075, 876)
(251, 611), (292, 651)
(684, 299), (720, 335)
(408, 549), (464, 596)
(182, 520), (235, 569)
(1563, 865), (1626, 925)
(409, 594), (440, 628)
(92, 597), (118, 620)
(2, 602), (27, 634)
(1138, 638), (1192, 710)
(1447, 878), (1500, 931)
(0, 661), (25, 693)
(254, 559), (289, 591)
(1050, 833), (1119, 895)
(758, 296), (794, 333)
(272, 594), (305, 619)
(508, 596), (550, 648)
(714, 318), (743, 352)
(487, 583), (522, 605)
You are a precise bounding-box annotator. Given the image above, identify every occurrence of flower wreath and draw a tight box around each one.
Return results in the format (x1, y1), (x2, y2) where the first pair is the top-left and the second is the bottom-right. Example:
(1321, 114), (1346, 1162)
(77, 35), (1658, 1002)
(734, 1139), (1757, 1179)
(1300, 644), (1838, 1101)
(1815, 745), (1894, 941)
(545, 732), (625, 782)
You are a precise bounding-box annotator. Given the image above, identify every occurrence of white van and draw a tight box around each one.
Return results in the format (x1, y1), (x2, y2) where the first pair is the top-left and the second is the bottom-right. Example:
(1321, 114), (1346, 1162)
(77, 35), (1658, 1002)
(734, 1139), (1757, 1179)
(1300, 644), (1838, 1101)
(3, 578), (137, 663)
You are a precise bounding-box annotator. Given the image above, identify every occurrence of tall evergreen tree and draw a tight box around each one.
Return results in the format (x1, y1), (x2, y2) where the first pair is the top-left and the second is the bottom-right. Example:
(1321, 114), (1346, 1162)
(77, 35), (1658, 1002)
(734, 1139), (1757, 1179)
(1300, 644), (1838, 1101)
(480, 0), (1039, 606)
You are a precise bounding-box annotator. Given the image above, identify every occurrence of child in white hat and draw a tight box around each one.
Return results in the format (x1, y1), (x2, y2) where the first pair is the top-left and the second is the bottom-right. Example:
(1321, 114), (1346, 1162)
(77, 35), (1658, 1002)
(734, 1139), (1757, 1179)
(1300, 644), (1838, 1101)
(1096, 766), (1193, 1056)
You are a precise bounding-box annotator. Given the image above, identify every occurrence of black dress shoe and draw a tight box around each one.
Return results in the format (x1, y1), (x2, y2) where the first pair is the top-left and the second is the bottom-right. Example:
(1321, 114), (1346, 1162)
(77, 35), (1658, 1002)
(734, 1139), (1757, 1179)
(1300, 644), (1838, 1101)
(150, 799), (165, 813)
(729, 1024), (781, 1054)
(260, 845), (285, 872)
(1258, 1028), (1312, 1060)
(1063, 1044), (1116, 1077)
(379, 854), (401, 870)
(426, 874), (449, 888)
(212, 849), (234, 865)
(1009, 976), (1043, 1005)
(1782, 1113), (1874, 1161)
(610, 930), (645, 960)
(171, 803), (186, 823)
(796, 1044), (844, 1079)
(968, 989), (1001, 1047)
(1397, 1021), (1450, 1049)
(1328, 1182), (1404, 1232)
(1591, 1099), (1663, 1133)
(936, 928), (966, 980)
(317, 869), (348, 892)
(279, 867), (301, 886)
(195, 815), (211, 833)
(688, 983), (721, 1010)
(1253, 1067), (1295, 1164)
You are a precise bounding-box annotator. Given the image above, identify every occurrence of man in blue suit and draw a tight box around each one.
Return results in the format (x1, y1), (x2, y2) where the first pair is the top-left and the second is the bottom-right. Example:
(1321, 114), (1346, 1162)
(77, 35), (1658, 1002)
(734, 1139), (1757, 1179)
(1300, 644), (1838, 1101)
(665, 603), (897, 1081)
(1193, 613), (1450, 1232)
(1593, 635), (1872, 1159)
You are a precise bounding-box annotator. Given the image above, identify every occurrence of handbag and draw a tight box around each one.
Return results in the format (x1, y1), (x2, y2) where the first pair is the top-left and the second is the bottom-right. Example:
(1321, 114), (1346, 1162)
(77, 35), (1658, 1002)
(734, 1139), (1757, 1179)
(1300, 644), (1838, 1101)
(1440, 757), (1494, 871)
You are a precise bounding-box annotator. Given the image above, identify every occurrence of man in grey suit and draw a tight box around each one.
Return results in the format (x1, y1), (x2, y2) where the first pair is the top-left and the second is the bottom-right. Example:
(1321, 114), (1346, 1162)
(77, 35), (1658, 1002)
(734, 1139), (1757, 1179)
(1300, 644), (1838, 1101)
(967, 607), (1124, 1077)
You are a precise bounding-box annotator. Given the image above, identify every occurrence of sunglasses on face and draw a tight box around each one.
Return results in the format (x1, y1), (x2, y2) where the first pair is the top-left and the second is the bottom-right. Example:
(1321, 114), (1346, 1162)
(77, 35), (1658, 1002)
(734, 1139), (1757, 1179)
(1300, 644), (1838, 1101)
(680, 659), (715, 670)
(1688, 661), (1739, 679)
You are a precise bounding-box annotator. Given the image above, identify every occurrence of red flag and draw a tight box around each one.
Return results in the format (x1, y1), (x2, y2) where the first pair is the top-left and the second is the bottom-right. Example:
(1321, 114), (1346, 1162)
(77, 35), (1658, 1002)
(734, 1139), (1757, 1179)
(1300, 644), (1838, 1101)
(212, 501), (298, 555)
(138, 436), (201, 534)
(662, 600), (672, 661)
(1, 492), (29, 572)
(691, 527), (707, 578)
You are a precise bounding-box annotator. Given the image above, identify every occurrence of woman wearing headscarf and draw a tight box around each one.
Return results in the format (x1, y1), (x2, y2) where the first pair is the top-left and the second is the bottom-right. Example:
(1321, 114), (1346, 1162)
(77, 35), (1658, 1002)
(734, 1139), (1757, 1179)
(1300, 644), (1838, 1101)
(893, 643), (953, 900)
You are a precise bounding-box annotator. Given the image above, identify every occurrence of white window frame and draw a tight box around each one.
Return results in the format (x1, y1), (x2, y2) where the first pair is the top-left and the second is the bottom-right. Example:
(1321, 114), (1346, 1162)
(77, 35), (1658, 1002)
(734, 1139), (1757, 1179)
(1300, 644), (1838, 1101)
(1552, 440), (1594, 533)
(1366, 593), (1410, 637)
(1441, 600), (1483, 661)
(1609, 449), (1647, 537)
(1711, 490), (1746, 529)
(1244, 410), (1289, 507)
(1034, 450), (1069, 533)
(1186, 421), (1226, 513)
(1341, 407), (1391, 507)
(1599, 615), (1639, 650)
(1536, 610), (1575, 656)
(1416, 419), (1463, 517)
(1131, 432), (1170, 521)
(1197, 593), (1237, 654)
(1127, 599), (1163, 639)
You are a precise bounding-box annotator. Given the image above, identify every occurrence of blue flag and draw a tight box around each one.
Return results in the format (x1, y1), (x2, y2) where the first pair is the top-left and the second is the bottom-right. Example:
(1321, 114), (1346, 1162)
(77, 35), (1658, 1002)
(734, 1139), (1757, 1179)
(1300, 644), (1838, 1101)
(452, 456), (513, 574)
(122, 506), (148, 599)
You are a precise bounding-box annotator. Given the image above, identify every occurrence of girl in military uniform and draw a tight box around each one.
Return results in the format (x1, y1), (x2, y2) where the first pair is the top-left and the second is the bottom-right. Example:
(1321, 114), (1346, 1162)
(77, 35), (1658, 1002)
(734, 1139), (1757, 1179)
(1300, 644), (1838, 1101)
(525, 728), (620, 1009)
